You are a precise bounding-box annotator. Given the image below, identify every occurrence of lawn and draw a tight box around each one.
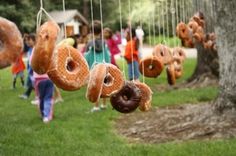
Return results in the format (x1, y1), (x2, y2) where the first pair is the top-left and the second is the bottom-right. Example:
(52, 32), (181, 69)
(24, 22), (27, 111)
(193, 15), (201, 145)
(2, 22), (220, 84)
(1, 58), (235, 156)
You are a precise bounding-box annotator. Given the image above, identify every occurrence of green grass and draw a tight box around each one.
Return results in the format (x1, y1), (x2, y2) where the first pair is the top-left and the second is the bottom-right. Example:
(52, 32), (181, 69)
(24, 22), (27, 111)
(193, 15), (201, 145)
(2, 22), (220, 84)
(1, 58), (235, 156)
(145, 35), (181, 47)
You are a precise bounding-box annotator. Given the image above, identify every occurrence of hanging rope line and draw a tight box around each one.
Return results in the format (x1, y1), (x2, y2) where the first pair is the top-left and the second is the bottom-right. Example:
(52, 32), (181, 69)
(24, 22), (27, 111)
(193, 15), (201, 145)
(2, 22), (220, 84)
(89, 0), (96, 64)
(36, 0), (56, 31)
(62, 0), (67, 39)
(99, 0), (106, 62)
(161, 1), (166, 44)
(157, 2), (161, 44)
(118, 0), (126, 79)
(152, 0), (156, 46)
(171, 0), (176, 47)
(128, 0), (135, 81)
(166, 0), (169, 46)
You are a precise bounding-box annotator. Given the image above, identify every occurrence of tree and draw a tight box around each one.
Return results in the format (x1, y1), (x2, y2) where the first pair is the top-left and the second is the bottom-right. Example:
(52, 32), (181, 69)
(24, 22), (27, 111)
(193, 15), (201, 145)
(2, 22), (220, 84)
(186, 0), (219, 85)
(214, 0), (236, 112)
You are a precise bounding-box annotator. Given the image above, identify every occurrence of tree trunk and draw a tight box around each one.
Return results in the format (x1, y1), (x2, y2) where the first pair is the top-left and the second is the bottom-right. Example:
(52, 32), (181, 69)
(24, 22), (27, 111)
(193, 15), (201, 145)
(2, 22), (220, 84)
(82, 0), (89, 20)
(188, 0), (219, 84)
(214, 0), (236, 112)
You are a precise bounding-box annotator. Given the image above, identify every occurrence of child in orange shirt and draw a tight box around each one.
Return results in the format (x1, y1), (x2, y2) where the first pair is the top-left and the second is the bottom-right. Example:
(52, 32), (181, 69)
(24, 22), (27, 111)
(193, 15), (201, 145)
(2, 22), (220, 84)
(124, 28), (140, 81)
(11, 52), (25, 89)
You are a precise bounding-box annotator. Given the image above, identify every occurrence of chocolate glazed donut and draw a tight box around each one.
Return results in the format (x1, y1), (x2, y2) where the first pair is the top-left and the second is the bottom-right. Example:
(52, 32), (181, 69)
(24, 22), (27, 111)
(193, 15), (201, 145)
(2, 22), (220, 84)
(110, 81), (141, 113)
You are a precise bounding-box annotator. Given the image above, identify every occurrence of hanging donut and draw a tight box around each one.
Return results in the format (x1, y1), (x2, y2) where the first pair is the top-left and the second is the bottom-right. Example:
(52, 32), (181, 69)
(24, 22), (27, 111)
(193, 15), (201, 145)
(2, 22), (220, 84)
(176, 22), (189, 40)
(166, 63), (176, 85)
(86, 63), (106, 103)
(101, 63), (125, 97)
(173, 57), (183, 79)
(193, 26), (205, 43)
(134, 81), (152, 112)
(172, 47), (186, 62)
(152, 44), (173, 65)
(187, 20), (198, 34)
(110, 81), (141, 113)
(31, 20), (60, 74)
(0, 17), (23, 69)
(139, 56), (164, 78)
(47, 45), (89, 91)
(182, 38), (194, 48)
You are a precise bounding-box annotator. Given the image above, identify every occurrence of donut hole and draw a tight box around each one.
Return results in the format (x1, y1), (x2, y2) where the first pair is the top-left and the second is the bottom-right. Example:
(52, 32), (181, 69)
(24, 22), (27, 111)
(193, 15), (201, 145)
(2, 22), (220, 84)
(122, 90), (131, 101)
(160, 51), (164, 57)
(103, 74), (114, 87)
(66, 59), (78, 73)
(148, 64), (154, 70)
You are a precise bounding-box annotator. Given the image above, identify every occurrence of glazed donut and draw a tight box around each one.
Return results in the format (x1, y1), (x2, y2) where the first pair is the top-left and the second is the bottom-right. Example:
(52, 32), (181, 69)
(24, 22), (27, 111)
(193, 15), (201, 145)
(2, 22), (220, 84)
(152, 44), (173, 65)
(176, 22), (189, 40)
(172, 47), (186, 62)
(134, 82), (152, 112)
(187, 20), (198, 34)
(181, 38), (194, 48)
(193, 26), (205, 42)
(86, 63), (106, 103)
(173, 57), (183, 79)
(139, 56), (164, 78)
(0, 17), (23, 69)
(166, 63), (176, 85)
(110, 81), (141, 113)
(47, 45), (89, 91)
(31, 21), (60, 74)
(101, 63), (125, 97)
(192, 16), (205, 28)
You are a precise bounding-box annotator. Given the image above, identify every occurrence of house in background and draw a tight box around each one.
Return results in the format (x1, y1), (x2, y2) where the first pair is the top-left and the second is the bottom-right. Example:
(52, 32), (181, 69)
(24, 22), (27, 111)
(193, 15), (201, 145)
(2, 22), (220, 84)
(49, 9), (89, 39)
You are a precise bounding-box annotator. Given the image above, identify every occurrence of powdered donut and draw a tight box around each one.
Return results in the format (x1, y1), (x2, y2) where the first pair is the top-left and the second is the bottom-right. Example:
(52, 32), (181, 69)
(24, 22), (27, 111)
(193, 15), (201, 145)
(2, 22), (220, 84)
(134, 81), (152, 112)
(110, 81), (141, 113)
(0, 17), (23, 69)
(31, 21), (60, 74)
(47, 45), (89, 91)
(172, 47), (186, 62)
(101, 63), (125, 97)
(166, 63), (176, 85)
(139, 56), (164, 78)
(152, 44), (173, 65)
(86, 63), (106, 103)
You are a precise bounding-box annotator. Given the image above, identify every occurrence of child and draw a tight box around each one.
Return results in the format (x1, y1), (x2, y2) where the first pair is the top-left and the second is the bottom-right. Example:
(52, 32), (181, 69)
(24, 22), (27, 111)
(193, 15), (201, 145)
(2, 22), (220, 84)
(104, 27), (121, 67)
(124, 28), (140, 81)
(11, 52), (25, 89)
(19, 33), (35, 99)
(84, 20), (111, 112)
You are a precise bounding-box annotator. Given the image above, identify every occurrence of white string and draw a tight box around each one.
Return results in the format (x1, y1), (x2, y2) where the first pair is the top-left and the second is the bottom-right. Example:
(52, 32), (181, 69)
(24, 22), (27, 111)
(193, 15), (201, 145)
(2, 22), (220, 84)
(36, 0), (56, 31)
(157, 2), (161, 44)
(62, 0), (67, 39)
(118, 0), (126, 79)
(128, 0), (135, 81)
(175, 0), (179, 47)
(148, 13), (152, 45)
(152, 0), (156, 46)
(161, 1), (166, 44)
(89, 0), (96, 64)
(166, 0), (169, 46)
(99, 0), (106, 63)
(171, 0), (175, 47)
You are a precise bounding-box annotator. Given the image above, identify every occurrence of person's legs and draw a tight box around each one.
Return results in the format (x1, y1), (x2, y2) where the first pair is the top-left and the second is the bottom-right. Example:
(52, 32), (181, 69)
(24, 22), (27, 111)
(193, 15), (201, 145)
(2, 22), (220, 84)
(133, 61), (140, 80)
(128, 63), (133, 80)
(12, 74), (17, 89)
(19, 71), (24, 87)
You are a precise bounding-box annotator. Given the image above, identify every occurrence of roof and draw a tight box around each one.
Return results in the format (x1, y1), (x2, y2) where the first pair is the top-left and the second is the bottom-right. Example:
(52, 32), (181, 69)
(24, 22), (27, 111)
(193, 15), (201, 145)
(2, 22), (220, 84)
(49, 9), (89, 25)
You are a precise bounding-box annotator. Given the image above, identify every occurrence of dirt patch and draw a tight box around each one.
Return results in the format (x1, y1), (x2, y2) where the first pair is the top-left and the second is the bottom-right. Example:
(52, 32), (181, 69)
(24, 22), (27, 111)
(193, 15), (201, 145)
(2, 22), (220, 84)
(115, 103), (236, 144)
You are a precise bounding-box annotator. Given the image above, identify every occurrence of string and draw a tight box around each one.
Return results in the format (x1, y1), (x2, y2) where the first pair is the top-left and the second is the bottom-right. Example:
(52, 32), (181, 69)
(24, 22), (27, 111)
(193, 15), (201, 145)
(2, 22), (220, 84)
(99, 0), (106, 63)
(118, 0), (126, 79)
(148, 13), (152, 46)
(128, 0), (135, 81)
(36, 0), (56, 31)
(62, 0), (67, 39)
(157, 2), (161, 44)
(175, 0), (179, 47)
(171, 0), (176, 47)
(89, 0), (96, 64)
(166, 0), (169, 46)
(152, 0), (156, 46)
(161, 1), (166, 45)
